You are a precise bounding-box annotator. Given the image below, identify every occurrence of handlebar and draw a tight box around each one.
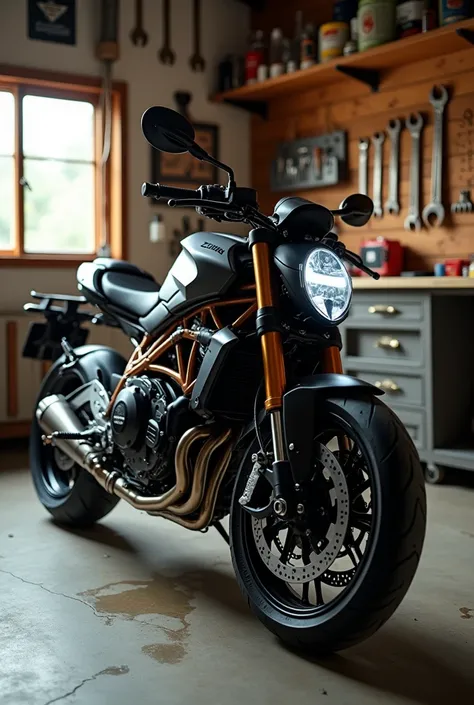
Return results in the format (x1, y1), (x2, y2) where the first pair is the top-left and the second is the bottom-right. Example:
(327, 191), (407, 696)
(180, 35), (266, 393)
(141, 182), (201, 201)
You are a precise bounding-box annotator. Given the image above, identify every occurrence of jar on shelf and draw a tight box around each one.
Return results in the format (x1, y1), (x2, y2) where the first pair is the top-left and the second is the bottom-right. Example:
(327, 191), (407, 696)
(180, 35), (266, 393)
(358, 0), (397, 52)
(319, 21), (350, 62)
(397, 0), (424, 37)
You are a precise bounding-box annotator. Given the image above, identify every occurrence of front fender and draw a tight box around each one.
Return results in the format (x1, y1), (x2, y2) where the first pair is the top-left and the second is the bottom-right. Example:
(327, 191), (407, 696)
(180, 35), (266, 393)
(283, 374), (383, 484)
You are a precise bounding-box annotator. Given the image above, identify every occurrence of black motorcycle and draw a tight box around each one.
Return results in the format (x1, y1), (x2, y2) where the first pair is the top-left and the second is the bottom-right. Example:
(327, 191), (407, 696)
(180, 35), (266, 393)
(24, 106), (426, 654)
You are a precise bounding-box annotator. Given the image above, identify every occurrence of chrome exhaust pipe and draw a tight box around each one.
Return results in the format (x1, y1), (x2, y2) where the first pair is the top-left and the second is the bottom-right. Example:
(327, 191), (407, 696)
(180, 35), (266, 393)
(36, 394), (213, 512)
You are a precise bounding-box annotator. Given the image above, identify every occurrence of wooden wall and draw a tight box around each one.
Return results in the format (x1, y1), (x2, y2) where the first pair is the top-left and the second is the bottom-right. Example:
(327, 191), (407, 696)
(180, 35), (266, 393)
(250, 5), (474, 271)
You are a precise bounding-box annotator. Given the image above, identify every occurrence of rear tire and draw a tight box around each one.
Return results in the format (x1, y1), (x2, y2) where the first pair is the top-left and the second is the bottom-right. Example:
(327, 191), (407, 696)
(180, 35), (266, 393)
(230, 396), (426, 654)
(30, 356), (121, 527)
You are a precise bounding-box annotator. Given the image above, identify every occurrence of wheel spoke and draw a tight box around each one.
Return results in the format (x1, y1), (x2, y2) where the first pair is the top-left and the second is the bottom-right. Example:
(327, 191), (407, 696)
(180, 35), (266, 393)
(301, 581), (310, 604)
(351, 512), (372, 533)
(280, 529), (296, 565)
(263, 518), (287, 545)
(353, 478), (371, 499)
(314, 578), (324, 606)
(301, 535), (312, 565)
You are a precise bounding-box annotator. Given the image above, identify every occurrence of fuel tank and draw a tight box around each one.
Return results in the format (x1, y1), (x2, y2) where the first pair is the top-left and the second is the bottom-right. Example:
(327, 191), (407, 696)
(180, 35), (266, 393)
(140, 231), (250, 334)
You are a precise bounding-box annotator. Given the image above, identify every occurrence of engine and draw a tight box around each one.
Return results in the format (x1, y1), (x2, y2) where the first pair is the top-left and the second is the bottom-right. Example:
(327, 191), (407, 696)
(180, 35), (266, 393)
(110, 376), (178, 485)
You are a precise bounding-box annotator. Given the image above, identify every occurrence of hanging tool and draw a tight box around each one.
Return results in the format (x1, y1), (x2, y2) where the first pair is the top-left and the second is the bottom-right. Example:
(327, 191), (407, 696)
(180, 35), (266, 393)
(385, 118), (402, 215)
(372, 132), (385, 218)
(96, 0), (120, 257)
(159, 0), (176, 65)
(190, 0), (206, 72)
(358, 138), (369, 195)
(422, 85), (449, 228)
(130, 0), (148, 46)
(404, 113), (424, 232)
(451, 189), (474, 213)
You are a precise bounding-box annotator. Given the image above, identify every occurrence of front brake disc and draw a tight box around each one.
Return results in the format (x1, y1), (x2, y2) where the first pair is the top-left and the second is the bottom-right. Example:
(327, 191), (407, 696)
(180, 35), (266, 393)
(251, 444), (350, 583)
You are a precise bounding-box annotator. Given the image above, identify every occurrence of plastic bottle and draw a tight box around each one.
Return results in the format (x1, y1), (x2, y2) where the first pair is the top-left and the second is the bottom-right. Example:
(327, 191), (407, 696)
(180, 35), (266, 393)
(269, 28), (285, 78)
(245, 30), (265, 85)
(287, 10), (303, 73)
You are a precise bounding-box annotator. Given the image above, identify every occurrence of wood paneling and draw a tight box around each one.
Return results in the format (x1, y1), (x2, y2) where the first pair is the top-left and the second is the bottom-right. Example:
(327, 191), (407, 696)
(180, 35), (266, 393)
(249, 33), (474, 271)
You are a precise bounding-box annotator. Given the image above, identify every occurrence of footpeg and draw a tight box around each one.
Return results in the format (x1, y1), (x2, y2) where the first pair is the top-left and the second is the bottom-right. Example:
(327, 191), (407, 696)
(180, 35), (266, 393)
(41, 430), (98, 446)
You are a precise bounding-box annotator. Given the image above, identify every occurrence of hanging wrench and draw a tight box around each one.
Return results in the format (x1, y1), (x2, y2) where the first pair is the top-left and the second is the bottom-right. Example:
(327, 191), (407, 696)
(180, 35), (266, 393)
(404, 113), (424, 232)
(358, 138), (369, 195)
(422, 85), (449, 228)
(158, 0), (176, 65)
(130, 0), (148, 47)
(385, 118), (402, 215)
(372, 132), (385, 218)
(190, 0), (206, 72)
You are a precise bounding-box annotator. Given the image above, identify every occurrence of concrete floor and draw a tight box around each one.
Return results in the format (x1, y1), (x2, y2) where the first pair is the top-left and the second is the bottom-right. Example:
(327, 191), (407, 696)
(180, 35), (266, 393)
(1, 449), (474, 705)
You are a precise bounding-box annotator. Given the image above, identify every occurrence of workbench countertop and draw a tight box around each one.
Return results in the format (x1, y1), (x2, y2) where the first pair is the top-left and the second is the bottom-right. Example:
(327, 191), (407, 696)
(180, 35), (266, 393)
(352, 277), (474, 290)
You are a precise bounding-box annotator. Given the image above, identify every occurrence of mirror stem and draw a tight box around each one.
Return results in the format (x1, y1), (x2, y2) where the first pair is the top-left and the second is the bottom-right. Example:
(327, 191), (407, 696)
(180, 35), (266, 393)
(189, 145), (235, 200)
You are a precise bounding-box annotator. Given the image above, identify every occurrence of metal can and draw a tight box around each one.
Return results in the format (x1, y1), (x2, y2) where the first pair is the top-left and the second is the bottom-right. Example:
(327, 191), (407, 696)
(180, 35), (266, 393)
(439, 0), (471, 25)
(358, 0), (397, 52)
(319, 21), (349, 63)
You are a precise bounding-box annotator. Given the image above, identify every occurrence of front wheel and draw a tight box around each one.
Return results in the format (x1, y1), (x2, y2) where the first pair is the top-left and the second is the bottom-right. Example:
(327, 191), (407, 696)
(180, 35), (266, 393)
(230, 396), (426, 654)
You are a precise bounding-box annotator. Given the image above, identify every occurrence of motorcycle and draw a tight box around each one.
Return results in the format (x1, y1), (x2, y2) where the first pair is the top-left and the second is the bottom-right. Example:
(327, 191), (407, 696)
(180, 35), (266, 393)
(24, 106), (426, 654)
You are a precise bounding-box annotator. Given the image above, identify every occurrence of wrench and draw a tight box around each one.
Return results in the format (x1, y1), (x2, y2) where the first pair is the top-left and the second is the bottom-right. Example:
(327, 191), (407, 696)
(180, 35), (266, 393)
(372, 132), (385, 218)
(358, 138), (369, 195)
(385, 118), (402, 215)
(404, 113), (424, 232)
(158, 0), (176, 65)
(422, 85), (449, 228)
(190, 0), (206, 72)
(130, 0), (148, 47)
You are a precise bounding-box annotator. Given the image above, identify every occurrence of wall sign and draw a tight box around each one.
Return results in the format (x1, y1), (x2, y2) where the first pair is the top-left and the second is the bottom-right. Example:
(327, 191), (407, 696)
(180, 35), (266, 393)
(28, 0), (76, 45)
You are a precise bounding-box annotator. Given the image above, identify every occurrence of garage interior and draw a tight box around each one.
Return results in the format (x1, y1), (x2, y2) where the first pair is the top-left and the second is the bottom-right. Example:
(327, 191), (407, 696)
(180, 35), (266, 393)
(1, 1), (474, 703)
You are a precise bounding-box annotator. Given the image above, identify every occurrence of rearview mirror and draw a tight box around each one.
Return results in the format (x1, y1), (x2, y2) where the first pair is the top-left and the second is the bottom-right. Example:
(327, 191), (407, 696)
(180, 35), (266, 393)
(141, 106), (196, 154)
(338, 194), (374, 227)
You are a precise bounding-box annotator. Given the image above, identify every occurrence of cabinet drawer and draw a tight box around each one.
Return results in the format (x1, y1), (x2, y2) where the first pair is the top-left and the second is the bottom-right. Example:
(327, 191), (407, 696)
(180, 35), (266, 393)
(347, 369), (424, 406)
(393, 408), (426, 451)
(345, 329), (423, 364)
(347, 297), (423, 323)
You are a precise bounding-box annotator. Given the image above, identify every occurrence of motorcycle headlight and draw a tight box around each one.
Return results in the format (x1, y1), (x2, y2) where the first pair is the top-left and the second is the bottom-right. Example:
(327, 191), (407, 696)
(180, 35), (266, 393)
(303, 247), (352, 324)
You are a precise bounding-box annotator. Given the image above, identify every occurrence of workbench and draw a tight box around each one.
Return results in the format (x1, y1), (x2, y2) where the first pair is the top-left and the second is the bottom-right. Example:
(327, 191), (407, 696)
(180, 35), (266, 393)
(341, 277), (474, 483)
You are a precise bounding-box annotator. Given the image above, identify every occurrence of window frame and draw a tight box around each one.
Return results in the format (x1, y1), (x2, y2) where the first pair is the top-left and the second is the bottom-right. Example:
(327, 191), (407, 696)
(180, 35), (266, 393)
(0, 64), (127, 267)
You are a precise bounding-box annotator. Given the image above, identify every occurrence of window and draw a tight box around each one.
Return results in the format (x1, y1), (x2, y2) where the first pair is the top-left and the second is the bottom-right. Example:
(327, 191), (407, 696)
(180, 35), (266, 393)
(0, 66), (127, 265)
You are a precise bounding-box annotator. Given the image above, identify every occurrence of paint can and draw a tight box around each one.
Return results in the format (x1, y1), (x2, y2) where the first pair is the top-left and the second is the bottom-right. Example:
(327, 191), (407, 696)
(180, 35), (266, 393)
(439, 0), (472, 25)
(358, 0), (397, 51)
(319, 21), (349, 63)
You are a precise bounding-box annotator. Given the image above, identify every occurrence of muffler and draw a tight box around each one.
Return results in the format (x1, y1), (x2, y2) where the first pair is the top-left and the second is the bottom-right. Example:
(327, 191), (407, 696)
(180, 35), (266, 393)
(37, 395), (101, 472)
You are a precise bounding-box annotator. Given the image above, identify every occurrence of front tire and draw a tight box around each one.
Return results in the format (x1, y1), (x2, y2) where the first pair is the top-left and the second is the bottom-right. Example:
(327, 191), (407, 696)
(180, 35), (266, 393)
(230, 396), (426, 654)
(30, 355), (121, 527)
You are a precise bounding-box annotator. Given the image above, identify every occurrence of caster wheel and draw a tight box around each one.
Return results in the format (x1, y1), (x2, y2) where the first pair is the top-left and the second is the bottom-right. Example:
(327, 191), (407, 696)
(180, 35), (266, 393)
(424, 464), (446, 485)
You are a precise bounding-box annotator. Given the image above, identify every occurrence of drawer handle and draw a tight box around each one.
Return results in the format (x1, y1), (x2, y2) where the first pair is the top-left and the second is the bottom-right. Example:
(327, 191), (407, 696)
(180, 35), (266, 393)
(375, 379), (401, 393)
(375, 336), (401, 350)
(368, 305), (398, 315)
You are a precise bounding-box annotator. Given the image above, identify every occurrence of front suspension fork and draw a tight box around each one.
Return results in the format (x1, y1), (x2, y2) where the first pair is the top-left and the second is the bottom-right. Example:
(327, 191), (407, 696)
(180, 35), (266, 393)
(250, 232), (344, 467)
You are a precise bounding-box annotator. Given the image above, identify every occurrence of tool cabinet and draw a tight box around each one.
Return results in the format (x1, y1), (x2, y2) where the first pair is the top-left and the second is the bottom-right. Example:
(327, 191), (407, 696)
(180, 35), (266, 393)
(341, 283), (474, 480)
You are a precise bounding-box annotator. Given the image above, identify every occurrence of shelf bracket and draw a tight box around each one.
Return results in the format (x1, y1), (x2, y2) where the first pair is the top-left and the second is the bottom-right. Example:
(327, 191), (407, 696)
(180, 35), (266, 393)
(456, 27), (474, 46)
(223, 98), (268, 119)
(335, 65), (380, 92)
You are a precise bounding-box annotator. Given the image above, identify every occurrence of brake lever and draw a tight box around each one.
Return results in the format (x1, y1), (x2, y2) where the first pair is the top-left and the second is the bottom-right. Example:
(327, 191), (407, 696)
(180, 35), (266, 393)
(167, 197), (238, 209)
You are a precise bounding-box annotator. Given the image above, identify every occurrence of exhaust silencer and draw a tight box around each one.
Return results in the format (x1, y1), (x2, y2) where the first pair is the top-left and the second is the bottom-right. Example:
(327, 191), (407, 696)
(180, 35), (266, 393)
(36, 395), (101, 473)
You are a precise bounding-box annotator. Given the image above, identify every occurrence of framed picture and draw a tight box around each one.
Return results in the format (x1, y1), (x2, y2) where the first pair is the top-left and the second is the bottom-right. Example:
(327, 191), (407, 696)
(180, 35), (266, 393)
(151, 123), (219, 189)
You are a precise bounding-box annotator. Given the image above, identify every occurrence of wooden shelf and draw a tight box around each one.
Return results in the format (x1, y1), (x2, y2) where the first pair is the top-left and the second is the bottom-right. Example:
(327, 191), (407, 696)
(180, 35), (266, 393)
(352, 276), (474, 290)
(213, 19), (474, 110)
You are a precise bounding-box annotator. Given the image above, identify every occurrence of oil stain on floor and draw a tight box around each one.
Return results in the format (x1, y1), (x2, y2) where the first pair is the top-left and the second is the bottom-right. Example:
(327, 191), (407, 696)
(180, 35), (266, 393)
(80, 576), (194, 664)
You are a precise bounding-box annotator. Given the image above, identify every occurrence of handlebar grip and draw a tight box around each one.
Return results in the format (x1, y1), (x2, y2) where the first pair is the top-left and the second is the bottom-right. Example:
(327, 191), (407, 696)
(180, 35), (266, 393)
(141, 182), (200, 201)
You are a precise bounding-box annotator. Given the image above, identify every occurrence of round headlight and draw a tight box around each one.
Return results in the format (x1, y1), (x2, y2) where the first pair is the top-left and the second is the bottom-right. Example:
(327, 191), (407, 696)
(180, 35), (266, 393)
(303, 247), (352, 323)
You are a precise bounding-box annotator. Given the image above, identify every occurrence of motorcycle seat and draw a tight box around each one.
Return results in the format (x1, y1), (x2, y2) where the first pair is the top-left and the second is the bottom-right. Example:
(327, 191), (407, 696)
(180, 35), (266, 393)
(78, 259), (161, 318)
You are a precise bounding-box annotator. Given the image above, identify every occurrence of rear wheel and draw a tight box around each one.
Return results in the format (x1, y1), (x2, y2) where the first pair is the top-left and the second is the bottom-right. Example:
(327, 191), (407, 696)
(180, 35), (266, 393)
(230, 396), (426, 654)
(30, 362), (120, 527)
